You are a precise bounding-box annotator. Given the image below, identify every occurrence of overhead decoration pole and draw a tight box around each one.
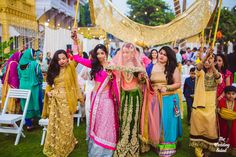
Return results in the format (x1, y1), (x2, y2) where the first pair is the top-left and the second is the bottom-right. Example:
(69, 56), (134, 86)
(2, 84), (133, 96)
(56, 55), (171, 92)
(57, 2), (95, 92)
(196, 30), (205, 64)
(201, 30), (205, 49)
(73, 0), (80, 28)
(72, 0), (82, 56)
(211, 0), (223, 49)
(207, 28), (212, 45)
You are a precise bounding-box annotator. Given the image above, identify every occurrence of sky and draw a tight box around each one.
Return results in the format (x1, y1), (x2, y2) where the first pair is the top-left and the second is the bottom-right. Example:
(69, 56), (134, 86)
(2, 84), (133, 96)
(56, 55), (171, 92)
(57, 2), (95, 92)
(112, 0), (236, 15)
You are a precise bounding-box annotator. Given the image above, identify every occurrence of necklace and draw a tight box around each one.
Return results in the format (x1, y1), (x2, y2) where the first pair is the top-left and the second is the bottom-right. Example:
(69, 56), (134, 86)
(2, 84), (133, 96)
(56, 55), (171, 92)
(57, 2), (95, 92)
(152, 60), (158, 65)
(123, 71), (134, 83)
(226, 101), (234, 111)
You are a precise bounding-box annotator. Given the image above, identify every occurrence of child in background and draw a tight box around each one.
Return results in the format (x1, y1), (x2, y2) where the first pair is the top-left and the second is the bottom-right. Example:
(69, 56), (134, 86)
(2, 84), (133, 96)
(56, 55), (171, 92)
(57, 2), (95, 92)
(218, 86), (236, 156)
(183, 67), (196, 125)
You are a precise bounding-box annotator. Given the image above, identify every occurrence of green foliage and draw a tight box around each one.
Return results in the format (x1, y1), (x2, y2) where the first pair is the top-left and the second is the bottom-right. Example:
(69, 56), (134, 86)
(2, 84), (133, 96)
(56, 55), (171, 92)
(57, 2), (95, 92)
(79, 5), (86, 26)
(79, 3), (92, 27)
(127, 0), (175, 26)
(0, 38), (15, 65)
(216, 9), (236, 42)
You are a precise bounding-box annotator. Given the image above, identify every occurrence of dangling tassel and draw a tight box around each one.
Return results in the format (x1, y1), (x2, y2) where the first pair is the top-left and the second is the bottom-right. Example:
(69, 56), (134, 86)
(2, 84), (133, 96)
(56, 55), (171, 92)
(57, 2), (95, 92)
(174, 98), (180, 117)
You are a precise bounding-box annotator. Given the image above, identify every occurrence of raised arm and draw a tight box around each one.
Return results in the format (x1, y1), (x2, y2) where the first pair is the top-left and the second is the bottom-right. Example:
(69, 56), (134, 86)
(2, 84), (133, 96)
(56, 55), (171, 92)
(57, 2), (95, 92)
(73, 55), (92, 68)
(71, 28), (92, 68)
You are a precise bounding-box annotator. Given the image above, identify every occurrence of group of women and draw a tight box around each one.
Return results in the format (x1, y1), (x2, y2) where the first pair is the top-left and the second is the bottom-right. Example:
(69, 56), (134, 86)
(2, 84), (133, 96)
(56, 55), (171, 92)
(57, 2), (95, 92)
(1, 49), (44, 130)
(39, 29), (183, 157)
(1, 29), (235, 157)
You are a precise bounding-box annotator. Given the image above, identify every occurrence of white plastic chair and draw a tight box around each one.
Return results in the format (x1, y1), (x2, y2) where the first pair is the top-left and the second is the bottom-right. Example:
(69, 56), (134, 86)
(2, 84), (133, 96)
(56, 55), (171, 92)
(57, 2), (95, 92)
(38, 82), (48, 145)
(38, 118), (48, 145)
(42, 82), (47, 90)
(74, 102), (82, 127)
(0, 89), (31, 145)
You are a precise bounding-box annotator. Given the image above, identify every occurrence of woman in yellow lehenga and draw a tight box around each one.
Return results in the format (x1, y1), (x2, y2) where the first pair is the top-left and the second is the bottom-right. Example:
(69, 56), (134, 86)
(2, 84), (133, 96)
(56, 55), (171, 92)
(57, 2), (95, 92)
(190, 51), (222, 157)
(42, 49), (84, 157)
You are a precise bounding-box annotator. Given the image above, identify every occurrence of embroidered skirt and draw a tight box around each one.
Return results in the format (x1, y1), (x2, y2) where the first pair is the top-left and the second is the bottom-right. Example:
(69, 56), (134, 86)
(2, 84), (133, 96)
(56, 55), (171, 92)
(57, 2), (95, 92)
(43, 88), (77, 157)
(158, 93), (182, 157)
(89, 90), (118, 157)
(114, 88), (142, 157)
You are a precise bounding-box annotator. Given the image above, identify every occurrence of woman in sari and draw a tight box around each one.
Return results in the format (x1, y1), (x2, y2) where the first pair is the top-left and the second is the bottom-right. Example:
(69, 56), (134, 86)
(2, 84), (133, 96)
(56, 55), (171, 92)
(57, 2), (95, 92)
(190, 51), (222, 157)
(1, 51), (22, 113)
(72, 30), (119, 157)
(42, 49), (84, 157)
(215, 53), (233, 102)
(18, 48), (43, 130)
(146, 46), (182, 156)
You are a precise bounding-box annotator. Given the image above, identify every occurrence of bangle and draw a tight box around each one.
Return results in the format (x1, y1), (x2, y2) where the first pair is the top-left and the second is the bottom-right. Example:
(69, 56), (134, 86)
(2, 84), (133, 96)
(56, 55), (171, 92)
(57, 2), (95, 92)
(214, 73), (220, 79)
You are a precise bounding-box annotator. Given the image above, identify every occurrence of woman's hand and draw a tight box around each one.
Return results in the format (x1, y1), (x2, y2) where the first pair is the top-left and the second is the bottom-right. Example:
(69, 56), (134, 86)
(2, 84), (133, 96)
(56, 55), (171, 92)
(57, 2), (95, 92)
(138, 73), (144, 80)
(160, 86), (167, 93)
(157, 85), (167, 93)
(202, 48), (213, 63)
(71, 28), (78, 42)
(47, 92), (52, 97)
(106, 69), (113, 80)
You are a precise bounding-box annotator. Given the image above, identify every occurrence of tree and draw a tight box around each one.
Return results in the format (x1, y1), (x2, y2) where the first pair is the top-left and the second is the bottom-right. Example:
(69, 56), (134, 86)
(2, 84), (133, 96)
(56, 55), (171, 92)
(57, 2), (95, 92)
(79, 3), (92, 27)
(0, 39), (15, 65)
(127, 0), (175, 26)
(217, 9), (236, 42)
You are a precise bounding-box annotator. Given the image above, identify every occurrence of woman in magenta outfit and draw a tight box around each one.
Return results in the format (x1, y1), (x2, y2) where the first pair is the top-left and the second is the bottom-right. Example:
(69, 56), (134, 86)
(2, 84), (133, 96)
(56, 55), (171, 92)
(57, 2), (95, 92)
(71, 30), (119, 157)
(1, 51), (22, 113)
(216, 53), (233, 102)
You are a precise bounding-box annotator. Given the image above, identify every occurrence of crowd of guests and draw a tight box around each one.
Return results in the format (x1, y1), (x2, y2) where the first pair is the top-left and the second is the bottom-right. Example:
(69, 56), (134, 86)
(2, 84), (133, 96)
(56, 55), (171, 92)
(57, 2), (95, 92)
(0, 34), (236, 157)
(0, 49), (51, 130)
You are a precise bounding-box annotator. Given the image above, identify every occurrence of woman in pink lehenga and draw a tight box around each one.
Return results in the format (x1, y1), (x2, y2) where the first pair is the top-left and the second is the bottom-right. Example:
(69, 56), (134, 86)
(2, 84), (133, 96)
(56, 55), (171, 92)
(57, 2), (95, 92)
(72, 30), (119, 157)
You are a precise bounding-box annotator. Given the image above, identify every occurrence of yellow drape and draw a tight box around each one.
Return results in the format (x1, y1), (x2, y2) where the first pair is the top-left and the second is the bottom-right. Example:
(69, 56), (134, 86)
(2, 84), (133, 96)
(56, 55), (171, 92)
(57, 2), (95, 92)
(219, 108), (236, 121)
(193, 70), (206, 108)
(89, 0), (217, 46)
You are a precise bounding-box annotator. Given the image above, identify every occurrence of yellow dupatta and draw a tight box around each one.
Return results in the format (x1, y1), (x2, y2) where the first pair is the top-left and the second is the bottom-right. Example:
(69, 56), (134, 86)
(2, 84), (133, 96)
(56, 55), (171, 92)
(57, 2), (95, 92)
(192, 70), (206, 108)
(42, 61), (84, 118)
(219, 108), (236, 120)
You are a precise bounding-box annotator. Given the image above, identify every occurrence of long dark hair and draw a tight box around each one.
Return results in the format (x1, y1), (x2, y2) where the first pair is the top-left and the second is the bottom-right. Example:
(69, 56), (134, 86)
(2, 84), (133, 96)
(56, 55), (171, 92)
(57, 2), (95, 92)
(47, 49), (68, 86)
(90, 44), (108, 80)
(216, 53), (228, 74)
(149, 49), (158, 60)
(159, 46), (177, 85)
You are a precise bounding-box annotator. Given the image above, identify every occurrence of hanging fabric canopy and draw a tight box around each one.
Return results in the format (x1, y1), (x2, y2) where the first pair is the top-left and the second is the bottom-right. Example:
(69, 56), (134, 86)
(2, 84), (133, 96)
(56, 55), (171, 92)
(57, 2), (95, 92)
(89, 0), (218, 47)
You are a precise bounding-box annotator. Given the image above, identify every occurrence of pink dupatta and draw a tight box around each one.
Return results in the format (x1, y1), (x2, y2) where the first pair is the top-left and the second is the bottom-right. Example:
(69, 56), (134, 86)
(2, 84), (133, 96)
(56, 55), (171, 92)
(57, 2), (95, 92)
(140, 77), (161, 146)
(89, 75), (119, 150)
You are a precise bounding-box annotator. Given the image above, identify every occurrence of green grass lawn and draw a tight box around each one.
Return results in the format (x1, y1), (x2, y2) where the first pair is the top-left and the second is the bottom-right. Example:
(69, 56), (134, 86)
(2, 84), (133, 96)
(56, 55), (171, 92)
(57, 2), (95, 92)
(0, 104), (233, 157)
